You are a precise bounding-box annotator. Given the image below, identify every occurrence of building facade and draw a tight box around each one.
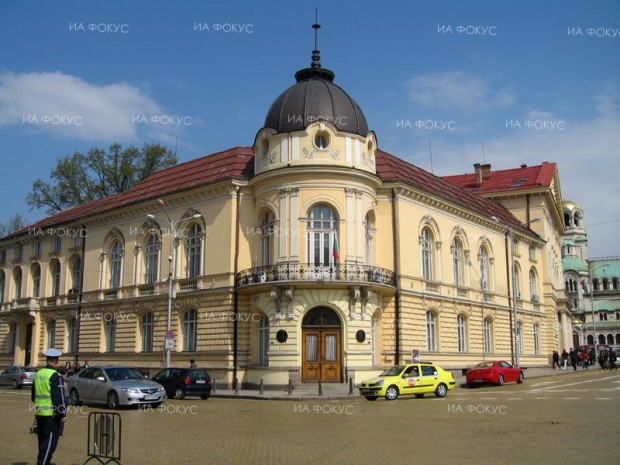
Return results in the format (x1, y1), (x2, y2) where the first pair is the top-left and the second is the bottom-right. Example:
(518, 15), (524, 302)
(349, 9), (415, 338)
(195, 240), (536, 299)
(1, 47), (562, 387)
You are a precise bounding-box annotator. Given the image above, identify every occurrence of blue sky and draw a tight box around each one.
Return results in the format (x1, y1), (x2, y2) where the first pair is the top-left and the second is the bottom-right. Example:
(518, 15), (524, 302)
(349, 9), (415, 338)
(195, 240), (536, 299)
(1, 0), (619, 257)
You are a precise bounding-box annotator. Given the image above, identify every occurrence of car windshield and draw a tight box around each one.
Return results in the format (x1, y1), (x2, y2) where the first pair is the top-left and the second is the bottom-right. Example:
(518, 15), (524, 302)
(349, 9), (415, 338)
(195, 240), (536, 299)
(23, 367), (37, 372)
(472, 362), (495, 369)
(105, 368), (145, 381)
(381, 366), (405, 377)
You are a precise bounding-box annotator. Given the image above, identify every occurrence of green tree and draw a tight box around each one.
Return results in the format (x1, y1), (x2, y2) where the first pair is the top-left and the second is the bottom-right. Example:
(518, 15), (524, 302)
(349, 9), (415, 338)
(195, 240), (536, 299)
(27, 143), (177, 214)
(0, 213), (27, 237)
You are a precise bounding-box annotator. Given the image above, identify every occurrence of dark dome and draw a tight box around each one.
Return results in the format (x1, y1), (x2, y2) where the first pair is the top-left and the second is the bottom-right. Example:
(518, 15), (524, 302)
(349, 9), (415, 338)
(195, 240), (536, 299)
(264, 66), (369, 137)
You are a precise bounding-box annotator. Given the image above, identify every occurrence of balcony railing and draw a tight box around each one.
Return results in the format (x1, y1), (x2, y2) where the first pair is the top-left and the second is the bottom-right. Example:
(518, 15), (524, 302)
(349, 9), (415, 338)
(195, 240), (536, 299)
(178, 278), (198, 291)
(236, 263), (396, 287)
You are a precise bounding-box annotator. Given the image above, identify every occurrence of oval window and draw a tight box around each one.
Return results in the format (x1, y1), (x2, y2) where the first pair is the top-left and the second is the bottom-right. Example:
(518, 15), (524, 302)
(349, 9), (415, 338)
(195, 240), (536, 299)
(314, 132), (329, 150)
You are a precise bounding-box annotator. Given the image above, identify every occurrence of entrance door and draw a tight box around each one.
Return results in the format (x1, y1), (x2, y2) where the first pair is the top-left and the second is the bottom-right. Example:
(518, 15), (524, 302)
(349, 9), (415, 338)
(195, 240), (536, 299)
(301, 307), (342, 383)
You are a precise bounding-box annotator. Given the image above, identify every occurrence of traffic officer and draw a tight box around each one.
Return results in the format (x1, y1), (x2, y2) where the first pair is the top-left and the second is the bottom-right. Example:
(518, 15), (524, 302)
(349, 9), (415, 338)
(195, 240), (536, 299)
(31, 348), (67, 465)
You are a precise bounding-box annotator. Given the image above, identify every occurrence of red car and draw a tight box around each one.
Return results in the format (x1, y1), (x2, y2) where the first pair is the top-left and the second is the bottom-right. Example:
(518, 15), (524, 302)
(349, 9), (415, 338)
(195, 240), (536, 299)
(466, 361), (524, 387)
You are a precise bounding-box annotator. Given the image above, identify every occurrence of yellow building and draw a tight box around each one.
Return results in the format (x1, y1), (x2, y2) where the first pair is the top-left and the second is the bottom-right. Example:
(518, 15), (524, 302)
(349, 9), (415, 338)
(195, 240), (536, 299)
(0, 46), (563, 387)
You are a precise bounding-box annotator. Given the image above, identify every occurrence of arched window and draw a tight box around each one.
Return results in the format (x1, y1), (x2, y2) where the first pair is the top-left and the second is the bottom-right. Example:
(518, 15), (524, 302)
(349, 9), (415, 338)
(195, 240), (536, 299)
(109, 241), (122, 289)
(32, 264), (41, 298)
(612, 277), (619, 290)
(533, 323), (540, 354)
(483, 318), (493, 353)
(71, 257), (81, 293)
(257, 314), (269, 366)
(186, 224), (202, 278)
(529, 269), (537, 301)
(144, 234), (160, 284)
(606, 334), (614, 345)
(13, 267), (22, 299)
(421, 228), (434, 280)
(182, 309), (197, 352)
(587, 334), (594, 345)
(51, 261), (61, 297)
(479, 246), (489, 290)
(141, 313), (154, 352)
(260, 211), (275, 267)
(514, 264), (521, 299)
(426, 311), (437, 351)
(598, 334), (606, 344)
(307, 205), (338, 266)
(452, 238), (464, 287)
(457, 315), (467, 353)
(602, 278), (609, 291)
(365, 213), (374, 266)
(47, 320), (56, 349)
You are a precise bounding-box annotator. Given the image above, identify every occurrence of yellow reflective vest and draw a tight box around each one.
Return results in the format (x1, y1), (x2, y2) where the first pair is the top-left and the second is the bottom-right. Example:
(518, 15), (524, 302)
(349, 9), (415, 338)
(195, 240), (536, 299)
(33, 368), (57, 416)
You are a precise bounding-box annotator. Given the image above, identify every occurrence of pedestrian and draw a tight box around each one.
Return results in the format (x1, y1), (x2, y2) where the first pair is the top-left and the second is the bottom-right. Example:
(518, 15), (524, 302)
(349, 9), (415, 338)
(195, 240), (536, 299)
(561, 349), (569, 370)
(32, 348), (67, 465)
(189, 359), (197, 368)
(580, 350), (589, 369)
(589, 348), (596, 367)
(552, 351), (561, 370)
(598, 350), (608, 370)
(569, 348), (577, 371)
(609, 349), (617, 370)
(83, 360), (89, 368)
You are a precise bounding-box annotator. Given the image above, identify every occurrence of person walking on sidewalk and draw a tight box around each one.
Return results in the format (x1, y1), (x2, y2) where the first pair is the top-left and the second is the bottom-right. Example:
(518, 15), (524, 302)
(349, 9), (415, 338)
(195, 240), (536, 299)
(580, 350), (589, 369)
(32, 348), (67, 465)
(561, 349), (569, 370)
(569, 348), (577, 371)
(552, 351), (561, 370)
(609, 349), (617, 370)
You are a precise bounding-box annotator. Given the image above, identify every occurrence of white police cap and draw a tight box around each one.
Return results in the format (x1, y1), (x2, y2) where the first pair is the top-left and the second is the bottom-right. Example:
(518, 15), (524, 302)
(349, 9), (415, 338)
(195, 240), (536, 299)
(43, 348), (63, 358)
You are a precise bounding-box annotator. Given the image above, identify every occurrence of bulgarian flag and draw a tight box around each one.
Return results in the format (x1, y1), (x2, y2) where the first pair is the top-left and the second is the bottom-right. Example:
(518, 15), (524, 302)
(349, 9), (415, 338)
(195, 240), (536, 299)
(332, 233), (340, 262)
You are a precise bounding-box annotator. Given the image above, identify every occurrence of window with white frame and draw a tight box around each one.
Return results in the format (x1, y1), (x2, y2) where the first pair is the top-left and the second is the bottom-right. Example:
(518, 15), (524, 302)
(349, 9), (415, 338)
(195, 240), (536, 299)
(307, 205), (338, 267)
(483, 318), (492, 353)
(71, 257), (81, 293)
(186, 224), (202, 278)
(13, 267), (22, 299)
(457, 315), (467, 352)
(15, 245), (23, 261)
(7, 322), (16, 354)
(109, 241), (122, 288)
(452, 238), (464, 287)
(51, 261), (61, 296)
(365, 214), (373, 266)
(533, 323), (540, 355)
(105, 318), (116, 352)
(426, 311), (437, 351)
(141, 313), (154, 352)
(182, 309), (197, 352)
(0, 271), (5, 303)
(529, 269), (537, 301)
(260, 211), (275, 267)
(257, 314), (269, 365)
(67, 318), (78, 353)
(514, 264), (521, 299)
(47, 320), (56, 349)
(516, 322), (523, 355)
(421, 228), (434, 280)
(144, 234), (159, 284)
(52, 236), (62, 253)
(479, 246), (489, 290)
(33, 240), (41, 257)
(32, 264), (41, 298)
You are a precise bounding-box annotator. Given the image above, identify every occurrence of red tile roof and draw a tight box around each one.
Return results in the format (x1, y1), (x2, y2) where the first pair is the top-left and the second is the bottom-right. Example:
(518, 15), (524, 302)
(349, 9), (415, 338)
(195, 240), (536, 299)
(5, 146), (536, 241)
(375, 150), (535, 237)
(442, 162), (556, 194)
(7, 147), (254, 238)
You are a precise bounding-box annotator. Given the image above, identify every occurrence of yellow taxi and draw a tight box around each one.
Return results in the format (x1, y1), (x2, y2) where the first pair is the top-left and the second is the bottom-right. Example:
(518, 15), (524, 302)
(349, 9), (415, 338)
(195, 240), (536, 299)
(359, 362), (456, 401)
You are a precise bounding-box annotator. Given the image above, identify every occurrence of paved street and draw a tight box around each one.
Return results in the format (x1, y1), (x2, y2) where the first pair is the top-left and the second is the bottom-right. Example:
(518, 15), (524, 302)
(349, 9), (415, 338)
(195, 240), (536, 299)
(1, 369), (619, 465)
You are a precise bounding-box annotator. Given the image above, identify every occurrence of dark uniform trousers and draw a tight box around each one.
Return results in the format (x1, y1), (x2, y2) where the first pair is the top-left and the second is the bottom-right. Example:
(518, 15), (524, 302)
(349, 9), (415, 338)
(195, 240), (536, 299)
(36, 415), (62, 465)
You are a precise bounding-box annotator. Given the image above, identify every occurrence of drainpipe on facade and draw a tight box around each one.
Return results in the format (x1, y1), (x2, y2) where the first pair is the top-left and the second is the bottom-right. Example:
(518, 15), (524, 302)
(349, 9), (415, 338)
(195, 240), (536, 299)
(75, 224), (87, 366)
(391, 188), (401, 365)
(232, 187), (241, 390)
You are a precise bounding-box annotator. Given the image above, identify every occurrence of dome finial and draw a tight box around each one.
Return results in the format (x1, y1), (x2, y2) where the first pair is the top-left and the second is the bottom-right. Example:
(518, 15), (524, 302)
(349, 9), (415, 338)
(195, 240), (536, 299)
(311, 8), (321, 68)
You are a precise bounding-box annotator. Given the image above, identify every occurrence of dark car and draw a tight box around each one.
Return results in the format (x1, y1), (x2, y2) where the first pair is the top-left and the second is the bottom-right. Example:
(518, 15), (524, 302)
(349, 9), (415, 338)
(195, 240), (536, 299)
(152, 368), (213, 400)
(0, 366), (37, 389)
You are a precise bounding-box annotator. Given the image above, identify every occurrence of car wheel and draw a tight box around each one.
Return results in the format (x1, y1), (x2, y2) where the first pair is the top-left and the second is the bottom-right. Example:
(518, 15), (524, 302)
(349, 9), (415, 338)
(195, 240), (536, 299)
(11, 379), (18, 389)
(385, 385), (399, 401)
(174, 387), (186, 400)
(107, 391), (120, 410)
(364, 396), (378, 401)
(414, 393), (424, 398)
(517, 371), (524, 384)
(69, 389), (81, 406)
(200, 394), (210, 400)
(497, 374), (505, 386)
(435, 383), (448, 398)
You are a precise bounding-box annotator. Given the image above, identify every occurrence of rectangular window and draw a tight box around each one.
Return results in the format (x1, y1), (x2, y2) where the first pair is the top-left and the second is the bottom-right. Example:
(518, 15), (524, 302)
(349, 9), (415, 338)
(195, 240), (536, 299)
(305, 334), (317, 361)
(15, 245), (23, 261)
(533, 324), (540, 355)
(47, 320), (56, 349)
(52, 237), (62, 253)
(33, 241), (41, 257)
(483, 320), (492, 354)
(8, 323), (16, 354)
(105, 319), (116, 352)
(141, 313), (153, 352)
(0, 249), (5, 265)
(68, 319), (78, 353)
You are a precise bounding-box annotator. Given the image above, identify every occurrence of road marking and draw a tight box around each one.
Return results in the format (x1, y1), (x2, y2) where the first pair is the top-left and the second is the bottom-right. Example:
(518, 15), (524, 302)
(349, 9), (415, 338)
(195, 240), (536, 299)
(563, 397), (580, 400)
(530, 381), (561, 387)
(506, 398), (521, 401)
(480, 398), (496, 400)
(528, 375), (620, 393)
(594, 398), (612, 400)
(534, 397), (549, 400)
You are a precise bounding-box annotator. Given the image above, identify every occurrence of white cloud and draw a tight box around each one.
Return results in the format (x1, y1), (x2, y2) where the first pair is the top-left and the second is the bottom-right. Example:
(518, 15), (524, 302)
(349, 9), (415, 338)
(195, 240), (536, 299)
(0, 71), (180, 142)
(404, 70), (515, 113)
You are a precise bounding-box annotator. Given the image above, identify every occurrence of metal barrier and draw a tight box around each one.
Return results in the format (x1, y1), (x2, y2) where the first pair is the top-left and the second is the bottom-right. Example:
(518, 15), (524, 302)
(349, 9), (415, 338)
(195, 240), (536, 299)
(83, 412), (122, 464)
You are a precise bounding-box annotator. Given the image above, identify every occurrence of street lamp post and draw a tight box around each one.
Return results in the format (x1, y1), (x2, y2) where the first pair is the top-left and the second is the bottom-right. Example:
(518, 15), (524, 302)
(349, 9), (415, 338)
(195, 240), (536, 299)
(147, 199), (201, 368)
(492, 216), (520, 367)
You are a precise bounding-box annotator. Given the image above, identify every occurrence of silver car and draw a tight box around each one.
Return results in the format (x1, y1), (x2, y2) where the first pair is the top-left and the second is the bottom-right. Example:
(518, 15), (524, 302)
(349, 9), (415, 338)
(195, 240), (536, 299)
(66, 366), (166, 409)
(0, 366), (37, 389)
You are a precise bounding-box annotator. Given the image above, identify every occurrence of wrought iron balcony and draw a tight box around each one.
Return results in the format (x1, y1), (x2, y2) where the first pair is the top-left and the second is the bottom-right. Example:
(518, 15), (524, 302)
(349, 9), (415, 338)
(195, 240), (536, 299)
(236, 263), (396, 288)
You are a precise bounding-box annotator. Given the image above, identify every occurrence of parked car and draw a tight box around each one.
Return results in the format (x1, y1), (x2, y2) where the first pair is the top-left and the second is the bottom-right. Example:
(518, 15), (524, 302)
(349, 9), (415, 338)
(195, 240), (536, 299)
(66, 366), (166, 409)
(466, 360), (524, 387)
(152, 368), (213, 400)
(359, 362), (456, 401)
(0, 366), (37, 389)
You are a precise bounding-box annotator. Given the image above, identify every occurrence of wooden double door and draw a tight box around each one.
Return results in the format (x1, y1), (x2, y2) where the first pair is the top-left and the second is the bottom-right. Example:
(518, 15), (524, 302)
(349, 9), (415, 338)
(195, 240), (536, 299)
(301, 307), (342, 382)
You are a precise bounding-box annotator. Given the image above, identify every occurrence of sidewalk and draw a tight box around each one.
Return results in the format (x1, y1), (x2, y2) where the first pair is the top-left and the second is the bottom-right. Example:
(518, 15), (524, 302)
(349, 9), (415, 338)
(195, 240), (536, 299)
(210, 364), (600, 401)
